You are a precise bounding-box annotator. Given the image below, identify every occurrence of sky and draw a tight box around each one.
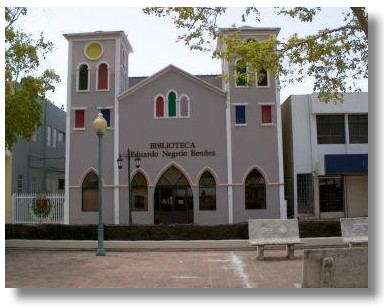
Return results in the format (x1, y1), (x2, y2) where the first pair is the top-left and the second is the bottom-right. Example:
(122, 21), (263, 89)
(7, 4), (369, 109)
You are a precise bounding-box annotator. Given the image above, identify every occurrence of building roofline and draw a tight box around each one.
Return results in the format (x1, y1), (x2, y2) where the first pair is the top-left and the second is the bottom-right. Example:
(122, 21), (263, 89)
(119, 64), (226, 100)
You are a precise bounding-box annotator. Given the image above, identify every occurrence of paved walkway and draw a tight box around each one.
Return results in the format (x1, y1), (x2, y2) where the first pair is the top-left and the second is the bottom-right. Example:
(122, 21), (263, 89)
(5, 249), (303, 288)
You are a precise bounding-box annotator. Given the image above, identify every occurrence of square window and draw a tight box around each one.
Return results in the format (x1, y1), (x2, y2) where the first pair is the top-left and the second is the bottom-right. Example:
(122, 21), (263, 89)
(235, 105), (246, 125)
(100, 109), (111, 128)
(317, 115), (345, 144)
(348, 114), (368, 144)
(75, 110), (85, 129)
(261, 105), (272, 124)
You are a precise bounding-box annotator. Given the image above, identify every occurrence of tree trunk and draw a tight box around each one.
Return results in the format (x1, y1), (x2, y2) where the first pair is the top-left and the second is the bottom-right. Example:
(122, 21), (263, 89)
(351, 7), (368, 39)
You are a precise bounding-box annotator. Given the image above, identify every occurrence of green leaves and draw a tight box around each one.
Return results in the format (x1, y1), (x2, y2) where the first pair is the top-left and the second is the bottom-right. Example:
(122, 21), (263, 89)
(143, 7), (368, 103)
(5, 7), (60, 150)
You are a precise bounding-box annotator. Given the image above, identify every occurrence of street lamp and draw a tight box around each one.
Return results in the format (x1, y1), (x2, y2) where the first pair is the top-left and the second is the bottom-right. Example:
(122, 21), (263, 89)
(117, 149), (141, 225)
(93, 113), (108, 256)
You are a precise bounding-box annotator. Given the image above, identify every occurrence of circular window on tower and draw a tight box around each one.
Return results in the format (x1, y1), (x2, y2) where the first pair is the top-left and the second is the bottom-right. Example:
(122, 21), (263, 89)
(84, 42), (103, 61)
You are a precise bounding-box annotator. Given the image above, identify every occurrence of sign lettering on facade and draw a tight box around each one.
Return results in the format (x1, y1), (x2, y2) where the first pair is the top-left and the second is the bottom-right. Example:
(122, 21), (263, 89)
(129, 142), (216, 158)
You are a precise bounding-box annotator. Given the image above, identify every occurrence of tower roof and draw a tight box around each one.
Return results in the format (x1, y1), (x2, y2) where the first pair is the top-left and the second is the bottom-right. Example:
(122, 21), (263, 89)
(63, 30), (133, 53)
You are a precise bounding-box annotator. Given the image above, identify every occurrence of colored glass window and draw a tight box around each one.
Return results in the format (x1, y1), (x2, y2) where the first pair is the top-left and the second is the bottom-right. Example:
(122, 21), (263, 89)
(168, 91), (177, 117)
(85, 42), (103, 60)
(100, 109), (111, 128)
(78, 64), (88, 90)
(180, 95), (189, 117)
(75, 110), (85, 128)
(261, 105), (272, 124)
(98, 63), (108, 90)
(236, 59), (247, 86)
(235, 105), (246, 125)
(156, 96), (165, 118)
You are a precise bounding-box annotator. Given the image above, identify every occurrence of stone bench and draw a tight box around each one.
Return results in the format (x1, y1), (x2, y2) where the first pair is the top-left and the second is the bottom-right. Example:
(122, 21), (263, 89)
(340, 217), (368, 247)
(248, 219), (302, 261)
(301, 247), (368, 288)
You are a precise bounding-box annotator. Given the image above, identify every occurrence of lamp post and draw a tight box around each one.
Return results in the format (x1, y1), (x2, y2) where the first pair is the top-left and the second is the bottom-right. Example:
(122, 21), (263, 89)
(117, 149), (141, 225)
(93, 113), (108, 256)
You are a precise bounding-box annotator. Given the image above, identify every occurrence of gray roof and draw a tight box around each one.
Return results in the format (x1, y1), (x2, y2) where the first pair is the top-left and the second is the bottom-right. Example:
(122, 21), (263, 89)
(129, 74), (222, 89)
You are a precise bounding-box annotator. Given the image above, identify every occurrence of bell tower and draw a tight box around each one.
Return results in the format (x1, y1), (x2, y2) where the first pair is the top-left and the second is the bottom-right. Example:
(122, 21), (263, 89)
(63, 31), (133, 225)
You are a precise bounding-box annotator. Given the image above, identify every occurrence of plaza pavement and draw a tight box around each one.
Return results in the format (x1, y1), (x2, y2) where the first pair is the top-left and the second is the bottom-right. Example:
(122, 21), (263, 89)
(5, 238), (345, 288)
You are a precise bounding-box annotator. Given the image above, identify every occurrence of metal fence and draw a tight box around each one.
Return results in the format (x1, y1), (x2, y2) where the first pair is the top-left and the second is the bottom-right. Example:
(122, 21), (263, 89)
(11, 193), (65, 224)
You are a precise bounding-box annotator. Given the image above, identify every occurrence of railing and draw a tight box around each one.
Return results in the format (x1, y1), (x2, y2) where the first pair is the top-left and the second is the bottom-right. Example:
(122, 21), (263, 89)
(11, 193), (65, 224)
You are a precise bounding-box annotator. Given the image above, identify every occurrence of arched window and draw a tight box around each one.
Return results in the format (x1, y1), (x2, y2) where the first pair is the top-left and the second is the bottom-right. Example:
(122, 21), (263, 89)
(132, 172), (148, 211)
(256, 68), (269, 87)
(245, 169), (266, 210)
(168, 91), (177, 117)
(155, 95), (165, 118)
(235, 59), (247, 87)
(78, 64), (89, 91)
(97, 63), (109, 90)
(179, 95), (190, 118)
(82, 171), (98, 212)
(199, 171), (216, 211)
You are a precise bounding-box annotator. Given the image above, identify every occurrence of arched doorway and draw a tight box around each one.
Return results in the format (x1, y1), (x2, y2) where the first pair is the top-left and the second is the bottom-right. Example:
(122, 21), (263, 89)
(154, 166), (193, 224)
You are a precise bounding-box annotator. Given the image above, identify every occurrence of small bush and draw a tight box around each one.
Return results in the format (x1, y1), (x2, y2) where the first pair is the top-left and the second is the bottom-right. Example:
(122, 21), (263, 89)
(5, 220), (340, 240)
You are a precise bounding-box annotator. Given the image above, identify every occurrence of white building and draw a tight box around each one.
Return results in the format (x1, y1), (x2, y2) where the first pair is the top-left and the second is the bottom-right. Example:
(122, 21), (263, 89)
(282, 92), (368, 220)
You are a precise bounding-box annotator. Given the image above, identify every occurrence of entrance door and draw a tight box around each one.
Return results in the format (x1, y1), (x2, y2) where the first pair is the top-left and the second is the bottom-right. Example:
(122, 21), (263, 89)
(154, 166), (193, 224)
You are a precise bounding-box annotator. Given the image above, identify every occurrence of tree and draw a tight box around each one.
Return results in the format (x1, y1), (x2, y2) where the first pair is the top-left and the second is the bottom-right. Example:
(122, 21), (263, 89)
(5, 7), (60, 150)
(143, 7), (368, 102)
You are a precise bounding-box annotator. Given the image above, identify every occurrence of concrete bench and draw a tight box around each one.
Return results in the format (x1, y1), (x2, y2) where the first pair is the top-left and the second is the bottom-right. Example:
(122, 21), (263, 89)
(340, 217), (368, 247)
(301, 247), (368, 288)
(248, 219), (302, 261)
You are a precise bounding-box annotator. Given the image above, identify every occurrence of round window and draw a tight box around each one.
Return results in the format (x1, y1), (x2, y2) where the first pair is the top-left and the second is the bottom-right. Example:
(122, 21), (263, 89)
(84, 42), (103, 60)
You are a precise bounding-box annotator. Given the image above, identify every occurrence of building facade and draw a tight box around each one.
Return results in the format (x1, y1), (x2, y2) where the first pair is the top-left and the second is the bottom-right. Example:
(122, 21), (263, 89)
(64, 27), (285, 225)
(282, 93), (368, 219)
(11, 100), (66, 194)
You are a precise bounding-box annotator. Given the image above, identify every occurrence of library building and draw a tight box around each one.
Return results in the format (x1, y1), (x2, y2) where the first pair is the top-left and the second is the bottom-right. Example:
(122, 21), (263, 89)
(64, 27), (286, 225)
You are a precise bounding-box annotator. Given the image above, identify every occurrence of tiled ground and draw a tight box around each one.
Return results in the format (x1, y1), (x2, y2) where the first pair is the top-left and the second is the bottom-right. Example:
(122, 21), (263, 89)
(5, 249), (303, 288)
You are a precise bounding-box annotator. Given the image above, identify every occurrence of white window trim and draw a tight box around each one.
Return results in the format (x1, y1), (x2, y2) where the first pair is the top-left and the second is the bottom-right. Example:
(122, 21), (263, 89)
(154, 94), (167, 119)
(52, 128), (57, 148)
(71, 107), (88, 110)
(258, 102), (275, 106)
(72, 107), (87, 131)
(178, 94), (191, 119)
(76, 62), (90, 92)
(235, 59), (249, 88)
(166, 89), (178, 119)
(256, 70), (270, 88)
(96, 106), (113, 129)
(258, 102), (275, 126)
(233, 103), (248, 126)
(96, 62), (111, 92)
(84, 41), (104, 61)
(47, 126), (52, 146)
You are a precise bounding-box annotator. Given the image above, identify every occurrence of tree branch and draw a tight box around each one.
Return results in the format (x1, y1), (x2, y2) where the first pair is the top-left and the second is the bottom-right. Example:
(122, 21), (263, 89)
(279, 25), (359, 53)
(350, 7), (368, 39)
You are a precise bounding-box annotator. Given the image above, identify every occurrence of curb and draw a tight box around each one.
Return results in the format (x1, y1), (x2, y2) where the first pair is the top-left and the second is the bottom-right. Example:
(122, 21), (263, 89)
(5, 237), (346, 251)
